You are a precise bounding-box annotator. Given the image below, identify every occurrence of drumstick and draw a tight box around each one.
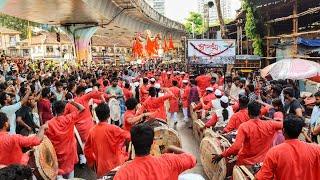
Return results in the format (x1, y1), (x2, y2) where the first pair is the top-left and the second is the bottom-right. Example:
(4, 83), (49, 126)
(74, 126), (84, 151)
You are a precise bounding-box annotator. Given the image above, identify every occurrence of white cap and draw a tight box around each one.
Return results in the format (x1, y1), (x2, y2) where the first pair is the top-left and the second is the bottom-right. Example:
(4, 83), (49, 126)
(214, 89), (222, 96)
(182, 79), (188, 83)
(85, 88), (93, 94)
(206, 87), (214, 92)
(181, 72), (185, 75)
(167, 72), (171, 75)
(155, 83), (161, 89)
(150, 78), (156, 82)
(220, 96), (229, 104)
(178, 173), (205, 180)
(134, 82), (140, 87)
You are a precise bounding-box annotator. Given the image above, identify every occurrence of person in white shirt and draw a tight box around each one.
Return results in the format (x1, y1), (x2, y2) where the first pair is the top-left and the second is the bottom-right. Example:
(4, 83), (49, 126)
(311, 91), (320, 143)
(0, 86), (31, 134)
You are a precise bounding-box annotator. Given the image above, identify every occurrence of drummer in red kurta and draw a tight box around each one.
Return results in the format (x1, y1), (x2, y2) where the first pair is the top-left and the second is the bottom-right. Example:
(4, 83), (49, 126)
(64, 87), (105, 142)
(212, 102), (283, 166)
(0, 112), (47, 166)
(164, 72), (173, 87)
(45, 101), (85, 178)
(123, 98), (154, 132)
(84, 103), (131, 178)
(139, 78), (149, 103)
(137, 87), (173, 122)
(168, 80), (181, 126)
(114, 123), (196, 180)
(181, 80), (191, 121)
(193, 87), (216, 111)
(223, 95), (250, 133)
(256, 115), (320, 180)
(122, 82), (133, 101)
(195, 69), (211, 97)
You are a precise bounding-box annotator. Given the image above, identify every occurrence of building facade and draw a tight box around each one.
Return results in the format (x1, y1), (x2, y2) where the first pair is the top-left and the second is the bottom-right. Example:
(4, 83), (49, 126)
(146, 0), (165, 15)
(198, 0), (232, 24)
(0, 27), (21, 57)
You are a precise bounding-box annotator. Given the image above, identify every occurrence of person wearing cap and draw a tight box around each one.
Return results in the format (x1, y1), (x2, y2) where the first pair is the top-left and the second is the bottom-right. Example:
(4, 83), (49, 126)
(212, 102), (283, 167)
(201, 89), (223, 111)
(168, 80), (181, 126)
(195, 69), (211, 97)
(181, 80), (191, 122)
(163, 72), (173, 88)
(149, 78), (156, 88)
(255, 115), (320, 180)
(193, 87), (216, 111)
(202, 96), (237, 129)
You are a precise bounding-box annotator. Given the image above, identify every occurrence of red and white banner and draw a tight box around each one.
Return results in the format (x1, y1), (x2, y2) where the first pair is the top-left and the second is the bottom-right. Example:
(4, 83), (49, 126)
(188, 39), (236, 57)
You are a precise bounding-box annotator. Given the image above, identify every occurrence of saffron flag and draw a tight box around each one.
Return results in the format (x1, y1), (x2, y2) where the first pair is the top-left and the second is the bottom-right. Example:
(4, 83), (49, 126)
(169, 35), (174, 50)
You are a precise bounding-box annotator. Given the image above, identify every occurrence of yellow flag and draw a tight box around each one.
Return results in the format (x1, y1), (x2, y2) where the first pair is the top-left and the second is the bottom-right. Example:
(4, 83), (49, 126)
(27, 21), (32, 45)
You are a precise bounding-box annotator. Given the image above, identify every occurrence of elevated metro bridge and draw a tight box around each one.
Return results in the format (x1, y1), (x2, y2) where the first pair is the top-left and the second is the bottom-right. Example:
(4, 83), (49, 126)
(0, 0), (185, 61)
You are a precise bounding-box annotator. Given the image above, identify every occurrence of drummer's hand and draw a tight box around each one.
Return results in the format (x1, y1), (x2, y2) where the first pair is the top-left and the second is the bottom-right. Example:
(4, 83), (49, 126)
(212, 154), (223, 164)
(41, 123), (49, 130)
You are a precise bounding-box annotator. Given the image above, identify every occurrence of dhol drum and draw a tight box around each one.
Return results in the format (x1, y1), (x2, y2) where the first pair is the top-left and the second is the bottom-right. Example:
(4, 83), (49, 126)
(233, 165), (255, 180)
(146, 120), (182, 156)
(28, 136), (58, 180)
(193, 119), (208, 142)
(200, 131), (234, 180)
(109, 98), (121, 122)
(190, 102), (198, 122)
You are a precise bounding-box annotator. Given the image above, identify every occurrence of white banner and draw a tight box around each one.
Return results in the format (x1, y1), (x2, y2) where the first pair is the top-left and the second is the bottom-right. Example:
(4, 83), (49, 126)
(188, 39), (236, 57)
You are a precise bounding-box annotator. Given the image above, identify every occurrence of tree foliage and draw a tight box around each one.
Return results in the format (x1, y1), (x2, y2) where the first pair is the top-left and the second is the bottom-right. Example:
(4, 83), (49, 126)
(184, 12), (206, 36)
(0, 13), (41, 39)
(243, 0), (263, 56)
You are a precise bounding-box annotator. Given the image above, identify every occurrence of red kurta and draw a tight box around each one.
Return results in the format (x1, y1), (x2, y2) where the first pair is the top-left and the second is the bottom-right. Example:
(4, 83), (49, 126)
(122, 88), (133, 101)
(45, 111), (81, 175)
(64, 91), (104, 142)
(139, 85), (149, 103)
(195, 75), (211, 96)
(223, 109), (250, 133)
(138, 94), (172, 121)
(84, 122), (130, 177)
(256, 139), (320, 180)
(168, 87), (180, 113)
(221, 119), (283, 165)
(114, 153), (196, 180)
(123, 110), (136, 132)
(181, 86), (191, 108)
(38, 98), (53, 124)
(0, 132), (40, 165)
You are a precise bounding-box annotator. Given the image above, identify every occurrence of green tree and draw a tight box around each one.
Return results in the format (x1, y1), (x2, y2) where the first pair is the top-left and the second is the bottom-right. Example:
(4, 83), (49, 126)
(0, 13), (41, 39)
(184, 12), (206, 36)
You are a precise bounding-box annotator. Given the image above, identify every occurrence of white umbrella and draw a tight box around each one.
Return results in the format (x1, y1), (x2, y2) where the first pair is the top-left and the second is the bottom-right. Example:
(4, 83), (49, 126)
(261, 58), (320, 80)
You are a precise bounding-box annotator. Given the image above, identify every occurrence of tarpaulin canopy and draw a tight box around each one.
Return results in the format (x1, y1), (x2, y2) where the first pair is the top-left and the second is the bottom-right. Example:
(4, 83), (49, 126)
(297, 37), (320, 47)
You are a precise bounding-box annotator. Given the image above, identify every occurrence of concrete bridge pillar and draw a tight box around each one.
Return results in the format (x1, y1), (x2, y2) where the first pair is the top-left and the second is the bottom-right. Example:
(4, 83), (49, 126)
(61, 24), (97, 63)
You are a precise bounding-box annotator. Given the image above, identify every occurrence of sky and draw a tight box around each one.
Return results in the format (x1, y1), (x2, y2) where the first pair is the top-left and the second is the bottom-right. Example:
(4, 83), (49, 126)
(165, 0), (241, 23)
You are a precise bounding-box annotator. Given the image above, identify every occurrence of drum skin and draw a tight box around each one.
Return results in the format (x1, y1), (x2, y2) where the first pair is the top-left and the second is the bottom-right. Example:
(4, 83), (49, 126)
(200, 132), (232, 180)
(129, 120), (182, 157)
(190, 103), (198, 122)
(193, 119), (205, 142)
(29, 136), (58, 180)
(151, 125), (182, 156)
(233, 165), (255, 180)
(109, 98), (121, 121)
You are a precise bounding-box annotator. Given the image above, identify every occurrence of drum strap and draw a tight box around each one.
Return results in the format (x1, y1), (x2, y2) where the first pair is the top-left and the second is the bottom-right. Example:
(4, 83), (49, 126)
(74, 126), (84, 151)
(239, 166), (255, 180)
